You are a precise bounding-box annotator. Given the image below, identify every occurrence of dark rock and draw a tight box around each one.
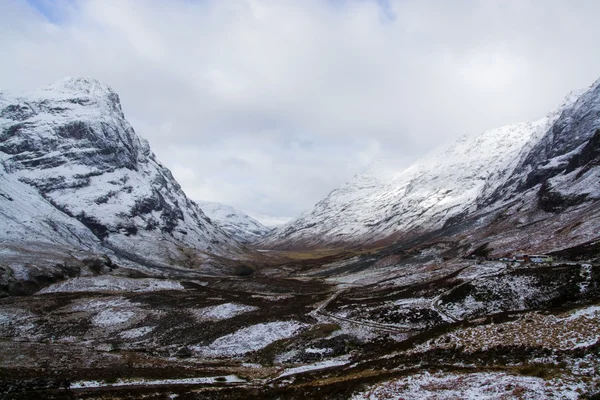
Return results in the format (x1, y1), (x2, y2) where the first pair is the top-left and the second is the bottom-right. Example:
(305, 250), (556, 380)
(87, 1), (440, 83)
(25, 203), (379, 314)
(537, 180), (588, 213)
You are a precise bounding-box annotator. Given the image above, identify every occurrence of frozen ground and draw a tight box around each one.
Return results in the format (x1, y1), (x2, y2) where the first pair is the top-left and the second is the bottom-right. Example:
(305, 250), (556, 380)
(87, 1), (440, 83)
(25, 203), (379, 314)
(39, 276), (185, 293)
(351, 371), (589, 400)
(1, 259), (598, 399)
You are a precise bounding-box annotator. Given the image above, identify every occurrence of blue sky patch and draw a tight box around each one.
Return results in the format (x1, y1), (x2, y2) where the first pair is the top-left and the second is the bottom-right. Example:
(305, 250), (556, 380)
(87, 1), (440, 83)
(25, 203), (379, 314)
(26, 0), (68, 24)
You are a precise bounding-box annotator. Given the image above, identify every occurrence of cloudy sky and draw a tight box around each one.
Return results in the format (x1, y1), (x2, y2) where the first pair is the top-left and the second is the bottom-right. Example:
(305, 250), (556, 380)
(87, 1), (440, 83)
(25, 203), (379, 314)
(2, 0), (600, 225)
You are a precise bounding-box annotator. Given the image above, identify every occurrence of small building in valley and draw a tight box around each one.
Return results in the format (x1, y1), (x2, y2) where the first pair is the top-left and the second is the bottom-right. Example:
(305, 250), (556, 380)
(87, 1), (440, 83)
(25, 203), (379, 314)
(523, 254), (553, 263)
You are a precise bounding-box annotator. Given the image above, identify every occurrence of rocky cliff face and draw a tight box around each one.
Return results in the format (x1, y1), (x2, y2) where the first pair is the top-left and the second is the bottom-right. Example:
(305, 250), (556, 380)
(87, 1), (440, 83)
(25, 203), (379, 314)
(0, 78), (241, 267)
(263, 78), (600, 251)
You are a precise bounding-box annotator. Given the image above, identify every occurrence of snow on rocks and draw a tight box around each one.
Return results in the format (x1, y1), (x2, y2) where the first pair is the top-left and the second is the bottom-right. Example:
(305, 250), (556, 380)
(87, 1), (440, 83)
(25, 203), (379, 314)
(192, 321), (308, 357)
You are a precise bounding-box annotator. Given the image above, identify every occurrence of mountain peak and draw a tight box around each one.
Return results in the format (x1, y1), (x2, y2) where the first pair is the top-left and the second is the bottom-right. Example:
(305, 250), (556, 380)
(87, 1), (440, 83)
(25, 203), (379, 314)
(0, 79), (243, 266)
(197, 200), (272, 243)
(43, 77), (115, 96)
(9, 77), (126, 120)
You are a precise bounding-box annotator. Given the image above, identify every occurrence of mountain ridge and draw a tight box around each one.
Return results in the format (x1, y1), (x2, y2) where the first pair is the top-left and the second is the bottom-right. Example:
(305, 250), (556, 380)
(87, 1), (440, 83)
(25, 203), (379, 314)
(262, 77), (600, 251)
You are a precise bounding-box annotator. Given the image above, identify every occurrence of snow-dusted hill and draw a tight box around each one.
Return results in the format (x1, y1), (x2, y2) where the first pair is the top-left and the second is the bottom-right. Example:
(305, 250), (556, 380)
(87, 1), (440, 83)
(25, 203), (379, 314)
(197, 201), (272, 244)
(264, 78), (600, 250)
(0, 78), (241, 266)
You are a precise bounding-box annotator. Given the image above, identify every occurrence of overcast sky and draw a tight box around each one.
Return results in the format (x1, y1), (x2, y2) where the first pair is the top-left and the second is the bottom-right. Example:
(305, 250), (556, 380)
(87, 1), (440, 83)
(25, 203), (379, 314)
(2, 0), (600, 225)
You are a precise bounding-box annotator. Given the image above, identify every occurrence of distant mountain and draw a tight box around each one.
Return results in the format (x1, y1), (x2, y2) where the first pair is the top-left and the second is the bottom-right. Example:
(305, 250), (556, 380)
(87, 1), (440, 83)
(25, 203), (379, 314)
(0, 78), (242, 269)
(197, 201), (272, 243)
(263, 77), (600, 253)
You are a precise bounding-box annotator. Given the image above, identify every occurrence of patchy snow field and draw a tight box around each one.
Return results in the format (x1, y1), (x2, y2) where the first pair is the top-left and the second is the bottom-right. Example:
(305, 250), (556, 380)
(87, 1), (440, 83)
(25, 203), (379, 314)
(351, 370), (589, 400)
(38, 276), (184, 294)
(70, 297), (138, 312)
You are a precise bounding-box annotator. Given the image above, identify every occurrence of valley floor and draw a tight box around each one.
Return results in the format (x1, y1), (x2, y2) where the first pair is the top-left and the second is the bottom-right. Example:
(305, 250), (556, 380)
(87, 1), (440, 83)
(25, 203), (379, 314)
(1, 252), (599, 399)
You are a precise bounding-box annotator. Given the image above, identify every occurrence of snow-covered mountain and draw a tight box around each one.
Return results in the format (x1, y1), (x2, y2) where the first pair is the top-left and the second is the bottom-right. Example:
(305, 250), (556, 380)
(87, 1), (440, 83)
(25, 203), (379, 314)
(263, 78), (600, 250)
(196, 201), (272, 243)
(0, 78), (242, 267)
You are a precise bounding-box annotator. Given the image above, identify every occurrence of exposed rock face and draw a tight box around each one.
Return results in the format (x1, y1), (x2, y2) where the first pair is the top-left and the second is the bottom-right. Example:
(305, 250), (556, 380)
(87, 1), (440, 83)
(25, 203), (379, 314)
(0, 78), (241, 267)
(263, 78), (600, 250)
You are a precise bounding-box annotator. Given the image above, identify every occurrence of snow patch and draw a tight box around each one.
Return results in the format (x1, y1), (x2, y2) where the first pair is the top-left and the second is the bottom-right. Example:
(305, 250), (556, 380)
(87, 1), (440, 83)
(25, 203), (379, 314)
(92, 309), (135, 327)
(191, 303), (258, 321)
(278, 356), (350, 378)
(119, 326), (154, 339)
(305, 347), (333, 355)
(193, 321), (308, 357)
(39, 276), (184, 294)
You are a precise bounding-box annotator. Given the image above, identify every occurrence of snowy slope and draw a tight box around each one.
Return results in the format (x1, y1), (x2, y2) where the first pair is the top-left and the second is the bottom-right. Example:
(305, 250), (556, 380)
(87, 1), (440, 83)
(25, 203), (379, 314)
(485, 78), (600, 206)
(0, 160), (100, 249)
(197, 201), (272, 243)
(264, 78), (600, 249)
(265, 120), (554, 248)
(0, 78), (241, 265)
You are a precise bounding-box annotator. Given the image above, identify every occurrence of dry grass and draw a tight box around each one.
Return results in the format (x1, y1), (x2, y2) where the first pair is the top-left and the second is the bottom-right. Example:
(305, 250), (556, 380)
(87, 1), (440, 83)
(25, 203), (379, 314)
(275, 249), (347, 260)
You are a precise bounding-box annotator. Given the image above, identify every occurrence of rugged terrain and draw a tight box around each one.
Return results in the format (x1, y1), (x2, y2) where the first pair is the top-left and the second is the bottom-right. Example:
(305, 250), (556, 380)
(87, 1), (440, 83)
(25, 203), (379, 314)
(1, 77), (599, 399)
(0, 247), (598, 399)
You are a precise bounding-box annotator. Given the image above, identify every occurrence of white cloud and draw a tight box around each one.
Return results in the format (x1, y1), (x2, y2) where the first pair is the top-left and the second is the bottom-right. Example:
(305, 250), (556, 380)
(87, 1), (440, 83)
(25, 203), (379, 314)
(2, 0), (600, 220)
